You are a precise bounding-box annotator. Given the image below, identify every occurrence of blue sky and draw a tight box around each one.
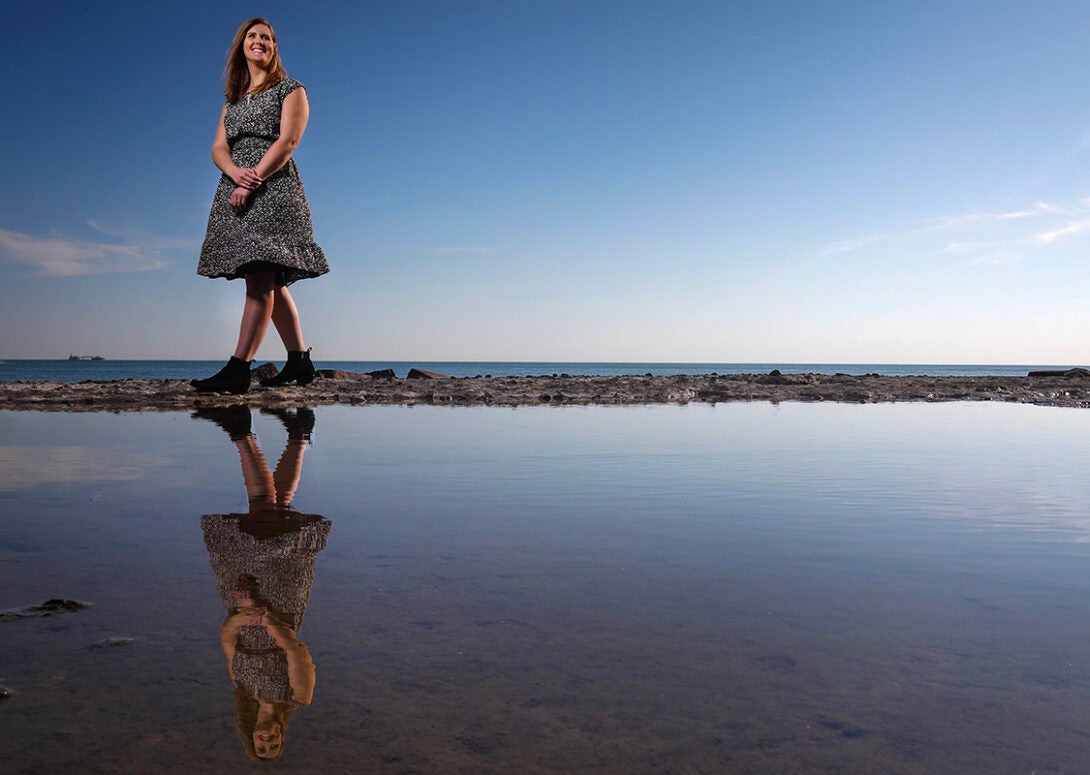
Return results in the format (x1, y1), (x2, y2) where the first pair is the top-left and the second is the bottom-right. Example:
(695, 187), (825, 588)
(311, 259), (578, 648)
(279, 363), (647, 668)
(5, 0), (1090, 363)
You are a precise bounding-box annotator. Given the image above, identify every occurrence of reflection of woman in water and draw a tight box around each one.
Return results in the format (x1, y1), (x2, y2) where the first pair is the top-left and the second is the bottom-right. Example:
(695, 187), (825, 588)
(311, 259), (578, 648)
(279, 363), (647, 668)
(195, 406), (330, 761)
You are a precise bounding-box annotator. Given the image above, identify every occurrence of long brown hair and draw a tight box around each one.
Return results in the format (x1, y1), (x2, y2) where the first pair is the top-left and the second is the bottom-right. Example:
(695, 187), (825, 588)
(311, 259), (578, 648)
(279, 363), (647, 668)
(233, 684), (295, 761)
(223, 18), (288, 104)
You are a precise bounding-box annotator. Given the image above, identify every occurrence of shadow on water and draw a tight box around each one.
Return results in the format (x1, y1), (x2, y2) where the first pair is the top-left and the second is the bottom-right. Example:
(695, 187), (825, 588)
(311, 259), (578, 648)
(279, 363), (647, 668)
(192, 406), (329, 764)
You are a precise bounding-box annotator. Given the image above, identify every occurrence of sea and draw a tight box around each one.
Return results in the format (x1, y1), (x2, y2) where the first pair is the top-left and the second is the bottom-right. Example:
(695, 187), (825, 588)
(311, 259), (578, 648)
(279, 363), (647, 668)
(0, 358), (1077, 383)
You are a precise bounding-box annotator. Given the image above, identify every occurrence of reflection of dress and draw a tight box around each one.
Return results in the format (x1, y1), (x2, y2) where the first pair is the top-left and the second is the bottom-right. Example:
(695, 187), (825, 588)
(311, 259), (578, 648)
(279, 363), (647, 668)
(197, 78), (329, 285)
(203, 514), (330, 704)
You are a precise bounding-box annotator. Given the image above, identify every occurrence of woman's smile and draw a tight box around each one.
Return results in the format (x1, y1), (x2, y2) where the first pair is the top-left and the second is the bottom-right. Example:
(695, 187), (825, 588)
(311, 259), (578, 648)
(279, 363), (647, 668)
(243, 25), (274, 63)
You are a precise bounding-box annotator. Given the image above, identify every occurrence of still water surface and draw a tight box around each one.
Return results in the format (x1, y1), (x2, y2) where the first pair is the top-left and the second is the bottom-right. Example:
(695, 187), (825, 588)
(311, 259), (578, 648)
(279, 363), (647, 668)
(2, 402), (1090, 773)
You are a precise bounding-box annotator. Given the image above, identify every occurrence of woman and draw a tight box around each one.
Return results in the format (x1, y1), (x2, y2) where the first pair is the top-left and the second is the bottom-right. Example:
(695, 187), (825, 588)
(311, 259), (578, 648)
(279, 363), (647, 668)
(192, 18), (329, 394)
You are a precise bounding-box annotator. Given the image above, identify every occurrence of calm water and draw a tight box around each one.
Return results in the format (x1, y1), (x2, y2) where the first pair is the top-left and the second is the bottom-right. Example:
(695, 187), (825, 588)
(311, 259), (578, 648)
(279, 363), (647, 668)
(2, 402), (1090, 773)
(0, 358), (1080, 382)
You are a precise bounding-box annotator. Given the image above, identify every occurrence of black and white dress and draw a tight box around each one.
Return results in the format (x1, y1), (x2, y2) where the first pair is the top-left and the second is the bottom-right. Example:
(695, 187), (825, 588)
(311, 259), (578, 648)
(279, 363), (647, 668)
(202, 513), (330, 704)
(197, 78), (329, 286)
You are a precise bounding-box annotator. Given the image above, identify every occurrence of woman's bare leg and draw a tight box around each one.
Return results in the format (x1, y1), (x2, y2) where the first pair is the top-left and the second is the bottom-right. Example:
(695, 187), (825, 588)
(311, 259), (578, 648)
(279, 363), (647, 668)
(270, 285), (306, 353)
(235, 436), (276, 509)
(272, 439), (308, 507)
(233, 272), (278, 361)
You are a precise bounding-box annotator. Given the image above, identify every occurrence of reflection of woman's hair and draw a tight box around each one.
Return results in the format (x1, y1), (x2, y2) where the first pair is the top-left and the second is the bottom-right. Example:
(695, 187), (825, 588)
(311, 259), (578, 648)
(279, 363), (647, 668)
(233, 684), (295, 762)
(223, 17), (288, 103)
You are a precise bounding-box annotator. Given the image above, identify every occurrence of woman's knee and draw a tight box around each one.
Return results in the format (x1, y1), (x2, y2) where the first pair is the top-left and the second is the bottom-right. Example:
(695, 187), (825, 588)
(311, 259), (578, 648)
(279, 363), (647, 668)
(244, 271), (277, 297)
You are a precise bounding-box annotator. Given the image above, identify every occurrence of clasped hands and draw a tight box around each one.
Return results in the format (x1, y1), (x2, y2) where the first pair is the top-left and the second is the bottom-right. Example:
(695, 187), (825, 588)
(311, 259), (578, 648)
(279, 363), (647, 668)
(229, 166), (264, 213)
(233, 604), (281, 628)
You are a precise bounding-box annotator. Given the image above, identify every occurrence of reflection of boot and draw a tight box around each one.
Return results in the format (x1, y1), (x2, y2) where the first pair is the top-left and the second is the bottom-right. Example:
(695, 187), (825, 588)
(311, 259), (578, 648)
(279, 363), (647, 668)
(191, 356), (252, 394)
(261, 407), (315, 441)
(260, 349), (316, 387)
(192, 405), (253, 440)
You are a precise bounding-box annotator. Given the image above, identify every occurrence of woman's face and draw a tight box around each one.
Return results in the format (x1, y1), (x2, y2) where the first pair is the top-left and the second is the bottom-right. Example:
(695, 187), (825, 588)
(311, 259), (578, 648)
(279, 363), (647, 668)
(253, 720), (283, 759)
(242, 24), (276, 67)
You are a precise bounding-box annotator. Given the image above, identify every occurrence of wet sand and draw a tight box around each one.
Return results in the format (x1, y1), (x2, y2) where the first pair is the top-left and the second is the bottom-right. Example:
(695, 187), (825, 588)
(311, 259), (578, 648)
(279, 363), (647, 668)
(3, 368), (1090, 411)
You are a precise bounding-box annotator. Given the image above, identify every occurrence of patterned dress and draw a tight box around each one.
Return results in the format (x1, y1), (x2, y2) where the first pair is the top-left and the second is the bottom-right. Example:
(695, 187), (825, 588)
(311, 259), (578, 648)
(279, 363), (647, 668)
(203, 513), (331, 704)
(197, 78), (329, 286)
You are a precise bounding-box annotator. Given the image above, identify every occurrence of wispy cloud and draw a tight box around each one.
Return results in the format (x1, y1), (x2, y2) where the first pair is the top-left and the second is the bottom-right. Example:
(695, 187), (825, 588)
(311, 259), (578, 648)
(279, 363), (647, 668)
(815, 235), (886, 257)
(0, 221), (183, 276)
(1034, 218), (1090, 245)
(815, 197), (1090, 265)
(0, 446), (166, 490)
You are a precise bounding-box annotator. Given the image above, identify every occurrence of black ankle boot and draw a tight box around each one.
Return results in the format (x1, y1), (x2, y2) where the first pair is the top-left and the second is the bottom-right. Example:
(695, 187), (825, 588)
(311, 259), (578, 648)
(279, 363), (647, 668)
(191, 356), (252, 394)
(191, 405), (253, 440)
(261, 406), (316, 441)
(260, 348), (316, 387)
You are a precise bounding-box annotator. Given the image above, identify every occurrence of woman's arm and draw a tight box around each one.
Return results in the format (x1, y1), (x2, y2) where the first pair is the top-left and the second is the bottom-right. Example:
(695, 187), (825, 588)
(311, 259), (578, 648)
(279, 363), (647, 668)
(253, 87), (310, 180)
(219, 614), (245, 678)
(261, 614), (316, 705)
(211, 105), (263, 190)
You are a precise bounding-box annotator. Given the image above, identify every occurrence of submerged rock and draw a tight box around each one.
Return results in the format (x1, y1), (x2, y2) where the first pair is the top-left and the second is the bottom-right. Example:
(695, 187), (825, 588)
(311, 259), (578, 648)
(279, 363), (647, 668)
(0, 599), (91, 622)
(90, 637), (135, 650)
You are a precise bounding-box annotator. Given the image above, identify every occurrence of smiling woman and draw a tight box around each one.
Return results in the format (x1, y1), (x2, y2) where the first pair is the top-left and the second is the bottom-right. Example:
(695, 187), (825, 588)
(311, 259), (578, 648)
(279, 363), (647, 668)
(192, 18), (330, 395)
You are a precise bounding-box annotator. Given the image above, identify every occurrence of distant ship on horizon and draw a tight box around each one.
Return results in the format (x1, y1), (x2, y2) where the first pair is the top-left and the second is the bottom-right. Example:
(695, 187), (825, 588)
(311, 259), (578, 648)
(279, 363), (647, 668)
(67, 354), (105, 361)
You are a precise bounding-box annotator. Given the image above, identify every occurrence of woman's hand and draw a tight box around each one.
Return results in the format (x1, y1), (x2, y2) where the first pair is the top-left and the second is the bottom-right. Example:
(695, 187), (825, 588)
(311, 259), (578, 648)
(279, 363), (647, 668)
(228, 606), (267, 626)
(230, 186), (253, 213)
(230, 166), (264, 190)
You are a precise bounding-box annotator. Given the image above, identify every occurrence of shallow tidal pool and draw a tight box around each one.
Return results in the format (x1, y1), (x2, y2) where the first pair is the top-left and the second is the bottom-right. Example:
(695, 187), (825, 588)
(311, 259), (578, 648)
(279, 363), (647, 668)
(2, 402), (1090, 773)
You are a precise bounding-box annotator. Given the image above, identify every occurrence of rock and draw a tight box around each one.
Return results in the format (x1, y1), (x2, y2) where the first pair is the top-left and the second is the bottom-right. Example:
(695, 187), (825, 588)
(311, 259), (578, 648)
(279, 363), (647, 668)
(251, 363), (279, 382)
(0, 598), (91, 622)
(407, 368), (452, 380)
(6, 372), (1090, 410)
(1028, 368), (1090, 377)
(366, 369), (397, 380)
(315, 369), (370, 380)
(0, 686), (11, 700)
(761, 372), (814, 385)
(90, 637), (135, 650)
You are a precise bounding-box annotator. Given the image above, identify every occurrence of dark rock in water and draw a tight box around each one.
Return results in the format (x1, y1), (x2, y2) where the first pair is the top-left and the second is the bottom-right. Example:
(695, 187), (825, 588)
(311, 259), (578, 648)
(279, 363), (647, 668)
(407, 368), (452, 380)
(769, 369), (782, 376)
(0, 598), (91, 622)
(366, 369), (397, 380)
(816, 718), (868, 739)
(90, 637), (135, 650)
(0, 686), (11, 700)
(1028, 367), (1090, 377)
(251, 362), (280, 382)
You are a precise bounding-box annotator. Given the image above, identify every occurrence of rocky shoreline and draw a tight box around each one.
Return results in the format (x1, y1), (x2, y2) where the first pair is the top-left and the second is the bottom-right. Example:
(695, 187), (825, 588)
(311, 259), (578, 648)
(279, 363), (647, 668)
(3, 366), (1090, 412)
